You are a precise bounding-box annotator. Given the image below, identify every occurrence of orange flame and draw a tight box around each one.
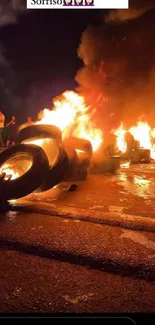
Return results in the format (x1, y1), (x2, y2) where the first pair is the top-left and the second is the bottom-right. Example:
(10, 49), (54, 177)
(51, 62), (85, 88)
(0, 164), (19, 180)
(37, 91), (103, 152)
(114, 121), (155, 159)
(113, 123), (127, 153)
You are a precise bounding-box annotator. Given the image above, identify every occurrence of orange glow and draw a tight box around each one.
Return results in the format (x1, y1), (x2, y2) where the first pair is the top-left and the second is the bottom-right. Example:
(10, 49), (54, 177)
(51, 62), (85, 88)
(130, 122), (155, 159)
(113, 123), (127, 153)
(37, 91), (103, 152)
(0, 164), (19, 180)
(114, 121), (155, 160)
(23, 138), (51, 147)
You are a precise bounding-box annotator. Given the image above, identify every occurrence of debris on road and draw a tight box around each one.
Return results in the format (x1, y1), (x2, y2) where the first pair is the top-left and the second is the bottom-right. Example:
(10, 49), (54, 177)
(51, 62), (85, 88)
(68, 184), (78, 192)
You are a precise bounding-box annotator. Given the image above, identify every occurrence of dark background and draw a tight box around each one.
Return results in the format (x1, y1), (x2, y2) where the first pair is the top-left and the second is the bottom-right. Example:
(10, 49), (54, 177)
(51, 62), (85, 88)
(0, 9), (101, 122)
(0, 2), (155, 127)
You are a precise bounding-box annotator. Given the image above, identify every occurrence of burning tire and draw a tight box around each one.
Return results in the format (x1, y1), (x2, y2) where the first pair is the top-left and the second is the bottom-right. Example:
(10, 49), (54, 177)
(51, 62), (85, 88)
(90, 155), (120, 174)
(62, 143), (79, 181)
(63, 137), (92, 181)
(130, 148), (151, 164)
(37, 145), (70, 192)
(19, 124), (62, 143)
(0, 144), (49, 200)
(63, 137), (93, 159)
(76, 158), (89, 180)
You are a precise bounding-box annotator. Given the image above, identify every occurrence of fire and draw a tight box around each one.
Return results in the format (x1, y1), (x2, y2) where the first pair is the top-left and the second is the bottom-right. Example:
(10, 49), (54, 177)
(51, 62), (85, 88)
(0, 164), (19, 180)
(37, 91), (103, 152)
(130, 122), (155, 159)
(114, 121), (155, 160)
(0, 154), (33, 181)
(23, 138), (50, 147)
(114, 123), (127, 153)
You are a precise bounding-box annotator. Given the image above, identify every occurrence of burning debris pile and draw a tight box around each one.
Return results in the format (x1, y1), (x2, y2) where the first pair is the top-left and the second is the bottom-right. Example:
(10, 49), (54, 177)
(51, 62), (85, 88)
(0, 91), (155, 201)
(114, 121), (155, 164)
(1, 2), (155, 201)
(0, 124), (94, 200)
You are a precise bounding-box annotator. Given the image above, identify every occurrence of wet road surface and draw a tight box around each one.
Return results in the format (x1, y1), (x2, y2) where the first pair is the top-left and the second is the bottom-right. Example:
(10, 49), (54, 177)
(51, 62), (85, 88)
(1, 163), (155, 312)
(0, 249), (155, 313)
(0, 211), (155, 281)
(14, 163), (155, 222)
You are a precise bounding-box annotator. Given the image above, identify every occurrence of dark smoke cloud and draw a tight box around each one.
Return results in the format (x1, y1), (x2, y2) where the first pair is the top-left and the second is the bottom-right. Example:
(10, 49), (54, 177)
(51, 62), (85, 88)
(0, 1), (26, 116)
(0, 1), (26, 67)
(0, 0), (25, 26)
(105, 0), (155, 23)
(76, 2), (155, 130)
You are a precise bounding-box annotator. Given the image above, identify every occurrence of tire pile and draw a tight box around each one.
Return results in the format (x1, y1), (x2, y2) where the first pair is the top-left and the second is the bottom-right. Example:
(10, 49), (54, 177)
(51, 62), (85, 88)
(0, 124), (93, 200)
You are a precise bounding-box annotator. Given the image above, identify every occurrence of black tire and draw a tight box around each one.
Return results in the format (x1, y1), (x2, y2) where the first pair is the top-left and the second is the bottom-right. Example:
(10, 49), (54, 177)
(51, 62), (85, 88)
(0, 144), (49, 200)
(90, 156), (120, 174)
(63, 137), (93, 159)
(19, 124), (62, 144)
(37, 145), (70, 192)
(109, 155), (120, 170)
(62, 142), (79, 181)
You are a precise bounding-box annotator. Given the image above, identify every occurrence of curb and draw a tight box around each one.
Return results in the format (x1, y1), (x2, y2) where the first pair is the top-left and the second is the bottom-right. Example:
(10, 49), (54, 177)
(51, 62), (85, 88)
(11, 200), (155, 232)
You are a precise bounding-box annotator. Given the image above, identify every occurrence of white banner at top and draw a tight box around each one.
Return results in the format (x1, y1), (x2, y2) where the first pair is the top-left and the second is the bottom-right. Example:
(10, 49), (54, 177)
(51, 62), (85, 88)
(27, 0), (129, 9)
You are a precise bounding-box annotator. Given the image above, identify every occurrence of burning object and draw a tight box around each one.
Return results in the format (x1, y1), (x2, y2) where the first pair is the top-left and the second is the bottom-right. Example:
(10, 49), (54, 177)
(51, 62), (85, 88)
(114, 122), (155, 164)
(19, 124), (62, 144)
(91, 132), (121, 174)
(36, 90), (103, 153)
(0, 144), (49, 200)
(119, 131), (151, 164)
(63, 137), (93, 180)
(2, 88), (155, 200)
(130, 148), (151, 164)
(0, 124), (93, 200)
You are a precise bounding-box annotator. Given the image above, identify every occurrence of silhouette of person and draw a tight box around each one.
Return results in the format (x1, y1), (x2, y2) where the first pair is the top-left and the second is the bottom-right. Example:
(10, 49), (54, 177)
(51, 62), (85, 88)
(6, 116), (18, 147)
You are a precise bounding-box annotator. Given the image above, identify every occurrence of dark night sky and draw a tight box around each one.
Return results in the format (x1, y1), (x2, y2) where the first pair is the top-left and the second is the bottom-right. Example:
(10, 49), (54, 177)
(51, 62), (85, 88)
(0, 2), (155, 125)
(0, 9), (101, 121)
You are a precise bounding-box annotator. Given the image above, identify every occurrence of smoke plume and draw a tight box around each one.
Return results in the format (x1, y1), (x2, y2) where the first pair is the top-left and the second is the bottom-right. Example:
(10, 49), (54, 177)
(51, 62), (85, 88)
(76, 1), (155, 130)
(105, 0), (155, 24)
(0, 0), (25, 26)
(0, 1), (26, 116)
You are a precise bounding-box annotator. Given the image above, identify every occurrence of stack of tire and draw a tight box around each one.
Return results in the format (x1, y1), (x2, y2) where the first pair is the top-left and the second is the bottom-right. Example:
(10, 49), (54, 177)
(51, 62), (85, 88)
(0, 124), (92, 200)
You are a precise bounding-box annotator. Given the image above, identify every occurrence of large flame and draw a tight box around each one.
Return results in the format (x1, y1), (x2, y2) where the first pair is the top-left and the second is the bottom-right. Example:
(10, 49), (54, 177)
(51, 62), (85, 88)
(37, 91), (103, 152)
(2, 90), (155, 182)
(114, 121), (155, 159)
(114, 123), (127, 153)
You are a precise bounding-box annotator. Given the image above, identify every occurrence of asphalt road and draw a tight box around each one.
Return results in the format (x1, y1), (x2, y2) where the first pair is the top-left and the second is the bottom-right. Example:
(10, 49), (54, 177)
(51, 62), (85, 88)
(16, 163), (155, 220)
(0, 249), (155, 313)
(0, 163), (155, 313)
(0, 211), (155, 281)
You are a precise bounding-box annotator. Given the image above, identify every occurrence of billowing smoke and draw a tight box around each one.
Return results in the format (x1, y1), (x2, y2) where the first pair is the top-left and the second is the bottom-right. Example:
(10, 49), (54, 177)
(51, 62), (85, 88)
(76, 1), (155, 131)
(0, 0), (25, 26)
(0, 1), (26, 117)
(105, 0), (155, 23)
(0, 0), (26, 64)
